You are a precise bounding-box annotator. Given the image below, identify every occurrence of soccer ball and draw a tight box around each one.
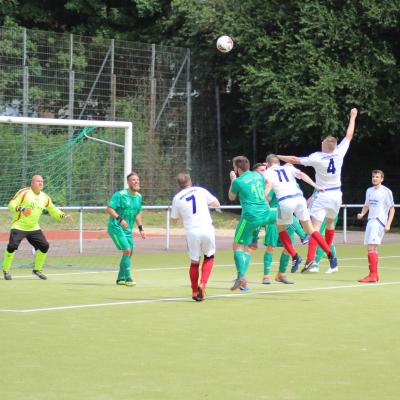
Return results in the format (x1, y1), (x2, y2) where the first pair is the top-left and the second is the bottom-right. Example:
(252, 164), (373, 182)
(216, 35), (234, 53)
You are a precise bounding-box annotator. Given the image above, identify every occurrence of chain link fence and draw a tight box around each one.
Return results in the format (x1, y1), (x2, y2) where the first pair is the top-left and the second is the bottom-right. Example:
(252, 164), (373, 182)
(0, 26), (196, 206)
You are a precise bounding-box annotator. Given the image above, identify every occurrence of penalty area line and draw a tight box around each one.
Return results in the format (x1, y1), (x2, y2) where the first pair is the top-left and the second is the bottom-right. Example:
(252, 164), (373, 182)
(2, 280), (400, 314)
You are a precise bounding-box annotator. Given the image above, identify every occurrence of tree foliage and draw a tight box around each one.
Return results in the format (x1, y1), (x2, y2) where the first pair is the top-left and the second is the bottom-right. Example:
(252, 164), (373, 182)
(1, 0), (400, 197)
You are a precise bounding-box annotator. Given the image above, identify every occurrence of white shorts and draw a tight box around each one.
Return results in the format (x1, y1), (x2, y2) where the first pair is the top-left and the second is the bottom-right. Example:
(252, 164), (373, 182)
(364, 219), (385, 245)
(186, 226), (216, 261)
(309, 190), (342, 222)
(277, 195), (310, 225)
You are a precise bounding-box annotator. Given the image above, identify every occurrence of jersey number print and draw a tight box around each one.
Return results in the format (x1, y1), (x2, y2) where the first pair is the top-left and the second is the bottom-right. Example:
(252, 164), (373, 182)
(275, 169), (289, 182)
(186, 195), (197, 214)
(327, 159), (336, 174)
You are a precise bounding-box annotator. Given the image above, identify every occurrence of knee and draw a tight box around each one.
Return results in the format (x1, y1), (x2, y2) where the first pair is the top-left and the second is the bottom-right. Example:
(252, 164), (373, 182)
(122, 248), (131, 256)
(37, 242), (49, 253)
(6, 244), (18, 253)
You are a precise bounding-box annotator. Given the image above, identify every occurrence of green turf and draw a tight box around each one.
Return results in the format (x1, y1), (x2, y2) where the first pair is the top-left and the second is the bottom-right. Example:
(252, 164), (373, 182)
(1, 244), (400, 400)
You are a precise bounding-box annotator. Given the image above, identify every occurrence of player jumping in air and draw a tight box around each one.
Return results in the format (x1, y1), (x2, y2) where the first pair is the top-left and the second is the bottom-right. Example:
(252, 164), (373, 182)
(277, 108), (358, 274)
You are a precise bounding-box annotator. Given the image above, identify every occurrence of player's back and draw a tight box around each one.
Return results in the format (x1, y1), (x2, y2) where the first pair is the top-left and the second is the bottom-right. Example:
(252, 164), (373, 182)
(264, 164), (302, 200)
(171, 186), (215, 230)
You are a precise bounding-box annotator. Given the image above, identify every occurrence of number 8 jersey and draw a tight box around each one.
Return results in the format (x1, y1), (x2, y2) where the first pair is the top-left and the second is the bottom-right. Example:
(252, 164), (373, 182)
(299, 137), (350, 189)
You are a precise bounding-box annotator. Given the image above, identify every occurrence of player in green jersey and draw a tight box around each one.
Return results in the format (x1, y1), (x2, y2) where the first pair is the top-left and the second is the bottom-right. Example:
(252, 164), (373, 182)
(2, 175), (71, 280)
(107, 172), (146, 286)
(228, 156), (277, 290)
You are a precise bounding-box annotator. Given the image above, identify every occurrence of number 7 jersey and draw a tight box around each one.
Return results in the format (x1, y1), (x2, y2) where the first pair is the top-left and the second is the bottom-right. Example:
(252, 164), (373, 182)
(171, 186), (217, 230)
(299, 137), (350, 188)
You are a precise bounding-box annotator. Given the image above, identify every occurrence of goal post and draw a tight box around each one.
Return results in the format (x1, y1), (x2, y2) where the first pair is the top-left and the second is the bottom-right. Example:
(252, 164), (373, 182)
(0, 116), (133, 183)
(0, 116), (133, 207)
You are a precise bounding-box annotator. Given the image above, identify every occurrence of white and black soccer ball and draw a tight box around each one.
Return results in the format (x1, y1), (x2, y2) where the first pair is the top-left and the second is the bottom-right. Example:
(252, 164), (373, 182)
(216, 35), (234, 53)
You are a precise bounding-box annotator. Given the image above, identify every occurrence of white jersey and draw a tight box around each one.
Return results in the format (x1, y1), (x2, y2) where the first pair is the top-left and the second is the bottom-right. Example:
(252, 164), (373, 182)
(171, 186), (217, 230)
(264, 164), (303, 200)
(365, 185), (394, 225)
(299, 137), (350, 188)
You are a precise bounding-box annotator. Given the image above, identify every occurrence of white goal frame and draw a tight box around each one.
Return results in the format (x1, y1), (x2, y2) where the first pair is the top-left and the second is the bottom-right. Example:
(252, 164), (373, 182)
(0, 116), (133, 186)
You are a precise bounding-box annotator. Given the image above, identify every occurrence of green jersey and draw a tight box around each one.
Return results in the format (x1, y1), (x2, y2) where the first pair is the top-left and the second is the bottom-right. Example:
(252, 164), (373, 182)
(230, 171), (270, 223)
(267, 190), (278, 208)
(107, 189), (142, 233)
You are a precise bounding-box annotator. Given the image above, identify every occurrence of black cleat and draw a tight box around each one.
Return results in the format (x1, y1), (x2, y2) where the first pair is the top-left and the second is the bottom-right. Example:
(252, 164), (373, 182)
(3, 271), (12, 280)
(32, 270), (47, 280)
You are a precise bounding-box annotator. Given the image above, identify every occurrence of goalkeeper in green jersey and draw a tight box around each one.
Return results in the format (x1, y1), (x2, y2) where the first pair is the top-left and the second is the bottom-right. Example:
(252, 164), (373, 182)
(106, 172), (146, 286)
(2, 175), (71, 281)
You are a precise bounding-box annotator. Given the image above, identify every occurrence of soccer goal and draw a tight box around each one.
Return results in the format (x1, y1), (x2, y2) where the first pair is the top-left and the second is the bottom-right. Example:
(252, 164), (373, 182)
(0, 116), (132, 207)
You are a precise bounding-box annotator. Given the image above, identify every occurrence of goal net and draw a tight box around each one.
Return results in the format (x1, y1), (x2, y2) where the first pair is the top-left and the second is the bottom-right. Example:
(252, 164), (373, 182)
(0, 116), (137, 271)
(0, 116), (132, 207)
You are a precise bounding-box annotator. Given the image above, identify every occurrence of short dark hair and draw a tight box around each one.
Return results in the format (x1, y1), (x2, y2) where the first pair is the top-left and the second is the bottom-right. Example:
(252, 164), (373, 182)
(372, 169), (384, 179)
(252, 163), (266, 171)
(232, 156), (250, 172)
(126, 172), (139, 181)
(177, 173), (192, 189)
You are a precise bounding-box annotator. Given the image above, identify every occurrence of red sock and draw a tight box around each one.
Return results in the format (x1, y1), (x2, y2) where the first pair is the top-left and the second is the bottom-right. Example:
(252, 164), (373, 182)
(325, 229), (335, 247)
(307, 236), (318, 263)
(368, 250), (378, 276)
(189, 262), (199, 291)
(278, 231), (297, 257)
(311, 231), (331, 254)
(200, 256), (214, 285)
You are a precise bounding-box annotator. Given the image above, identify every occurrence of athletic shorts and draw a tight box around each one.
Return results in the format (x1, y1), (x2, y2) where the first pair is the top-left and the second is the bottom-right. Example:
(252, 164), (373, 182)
(277, 196), (309, 225)
(8, 229), (49, 253)
(186, 226), (216, 261)
(234, 209), (277, 246)
(263, 223), (295, 247)
(364, 219), (385, 245)
(309, 190), (342, 222)
(108, 229), (134, 251)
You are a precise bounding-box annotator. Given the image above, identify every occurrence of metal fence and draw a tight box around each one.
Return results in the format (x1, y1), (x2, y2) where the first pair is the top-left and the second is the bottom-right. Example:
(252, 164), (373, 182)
(1, 205), (397, 254)
(0, 27), (191, 204)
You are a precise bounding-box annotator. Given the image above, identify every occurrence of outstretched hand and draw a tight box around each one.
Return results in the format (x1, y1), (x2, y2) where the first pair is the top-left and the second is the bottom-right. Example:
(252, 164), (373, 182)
(350, 108), (358, 118)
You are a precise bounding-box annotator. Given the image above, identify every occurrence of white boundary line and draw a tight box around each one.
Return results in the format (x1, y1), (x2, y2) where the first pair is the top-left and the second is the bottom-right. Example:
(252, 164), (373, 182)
(8, 254), (400, 279)
(1, 281), (400, 313)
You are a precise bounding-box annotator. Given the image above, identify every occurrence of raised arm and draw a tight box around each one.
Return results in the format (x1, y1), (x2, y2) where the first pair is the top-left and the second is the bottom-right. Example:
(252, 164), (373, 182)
(345, 108), (358, 141)
(296, 170), (324, 192)
(277, 155), (301, 165)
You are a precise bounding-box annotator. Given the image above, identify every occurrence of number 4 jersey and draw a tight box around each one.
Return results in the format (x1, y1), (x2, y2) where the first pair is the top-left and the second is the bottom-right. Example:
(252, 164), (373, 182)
(171, 186), (217, 230)
(298, 137), (350, 189)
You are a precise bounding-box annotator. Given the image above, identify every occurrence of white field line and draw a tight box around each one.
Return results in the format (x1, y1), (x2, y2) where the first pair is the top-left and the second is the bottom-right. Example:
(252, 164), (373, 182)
(1, 281), (400, 314)
(9, 254), (400, 279)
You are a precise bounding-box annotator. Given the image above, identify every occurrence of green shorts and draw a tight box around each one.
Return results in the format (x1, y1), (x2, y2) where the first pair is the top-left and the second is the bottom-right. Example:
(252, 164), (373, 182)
(234, 209), (277, 246)
(108, 228), (134, 251)
(263, 223), (295, 247)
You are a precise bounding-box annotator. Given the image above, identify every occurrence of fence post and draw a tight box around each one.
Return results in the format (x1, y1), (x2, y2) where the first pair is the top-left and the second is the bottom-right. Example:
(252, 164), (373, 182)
(343, 205), (347, 244)
(166, 207), (170, 250)
(79, 207), (83, 253)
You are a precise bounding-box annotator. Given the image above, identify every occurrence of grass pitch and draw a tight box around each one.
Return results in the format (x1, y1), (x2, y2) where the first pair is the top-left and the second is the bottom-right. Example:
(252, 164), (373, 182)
(1, 244), (400, 400)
